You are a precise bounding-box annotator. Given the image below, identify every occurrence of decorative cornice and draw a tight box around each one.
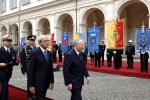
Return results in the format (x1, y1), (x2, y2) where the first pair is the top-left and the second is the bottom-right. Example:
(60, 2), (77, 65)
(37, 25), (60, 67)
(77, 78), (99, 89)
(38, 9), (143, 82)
(0, 0), (70, 20)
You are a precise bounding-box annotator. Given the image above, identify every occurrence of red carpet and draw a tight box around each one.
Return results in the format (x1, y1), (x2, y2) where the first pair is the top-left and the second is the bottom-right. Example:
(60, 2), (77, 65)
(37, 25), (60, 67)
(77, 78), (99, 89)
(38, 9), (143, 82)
(8, 85), (54, 100)
(56, 58), (150, 79)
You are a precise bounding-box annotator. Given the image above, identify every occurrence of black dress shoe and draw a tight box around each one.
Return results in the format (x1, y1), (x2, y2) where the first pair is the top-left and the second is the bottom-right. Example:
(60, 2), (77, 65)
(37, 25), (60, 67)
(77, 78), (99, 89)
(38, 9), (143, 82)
(145, 71), (148, 73)
(140, 70), (143, 72)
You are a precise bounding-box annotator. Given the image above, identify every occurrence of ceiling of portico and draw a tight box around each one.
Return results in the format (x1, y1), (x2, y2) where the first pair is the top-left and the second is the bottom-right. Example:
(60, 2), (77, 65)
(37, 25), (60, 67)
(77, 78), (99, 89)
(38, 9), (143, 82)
(22, 21), (32, 35)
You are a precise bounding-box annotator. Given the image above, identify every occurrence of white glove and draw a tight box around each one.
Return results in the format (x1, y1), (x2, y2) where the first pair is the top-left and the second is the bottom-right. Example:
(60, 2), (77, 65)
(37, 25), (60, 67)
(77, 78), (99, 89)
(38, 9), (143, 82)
(113, 51), (116, 54)
(132, 55), (134, 57)
(138, 53), (140, 56)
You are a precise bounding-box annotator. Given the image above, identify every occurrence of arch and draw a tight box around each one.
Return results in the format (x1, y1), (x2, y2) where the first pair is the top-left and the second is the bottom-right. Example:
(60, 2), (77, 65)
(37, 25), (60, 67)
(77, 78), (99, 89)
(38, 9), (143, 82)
(36, 17), (50, 29)
(80, 6), (106, 25)
(115, 0), (150, 17)
(22, 21), (32, 32)
(55, 12), (74, 27)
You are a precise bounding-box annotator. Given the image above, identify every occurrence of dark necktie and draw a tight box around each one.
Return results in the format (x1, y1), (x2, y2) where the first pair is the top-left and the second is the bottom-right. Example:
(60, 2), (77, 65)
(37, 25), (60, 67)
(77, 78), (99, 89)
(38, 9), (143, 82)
(79, 53), (82, 61)
(44, 51), (48, 61)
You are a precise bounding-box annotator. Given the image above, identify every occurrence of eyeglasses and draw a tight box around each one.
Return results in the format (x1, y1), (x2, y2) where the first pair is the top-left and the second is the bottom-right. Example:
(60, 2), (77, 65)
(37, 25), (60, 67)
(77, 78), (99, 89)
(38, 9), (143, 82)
(42, 40), (50, 42)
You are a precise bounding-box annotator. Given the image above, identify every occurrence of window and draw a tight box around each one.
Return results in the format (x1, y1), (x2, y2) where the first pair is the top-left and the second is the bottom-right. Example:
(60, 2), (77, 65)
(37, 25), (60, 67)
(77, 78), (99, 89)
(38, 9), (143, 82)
(0, 0), (6, 12)
(10, 0), (17, 8)
(21, 0), (30, 4)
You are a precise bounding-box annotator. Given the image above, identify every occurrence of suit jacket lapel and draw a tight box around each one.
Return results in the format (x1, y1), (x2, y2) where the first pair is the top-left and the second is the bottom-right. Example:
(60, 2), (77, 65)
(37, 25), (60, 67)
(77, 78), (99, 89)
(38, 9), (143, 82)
(37, 47), (47, 62)
(73, 49), (81, 63)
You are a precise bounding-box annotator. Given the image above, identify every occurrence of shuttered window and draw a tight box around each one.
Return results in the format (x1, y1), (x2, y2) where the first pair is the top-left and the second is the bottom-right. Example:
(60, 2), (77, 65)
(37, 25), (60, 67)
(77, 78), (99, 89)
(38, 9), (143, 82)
(10, 0), (17, 8)
(21, 0), (29, 4)
(0, 0), (6, 12)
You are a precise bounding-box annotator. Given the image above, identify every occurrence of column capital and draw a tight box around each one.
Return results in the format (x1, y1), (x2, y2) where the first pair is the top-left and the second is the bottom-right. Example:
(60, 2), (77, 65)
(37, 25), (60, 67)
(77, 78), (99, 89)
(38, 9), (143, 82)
(79, 23), (88, 27)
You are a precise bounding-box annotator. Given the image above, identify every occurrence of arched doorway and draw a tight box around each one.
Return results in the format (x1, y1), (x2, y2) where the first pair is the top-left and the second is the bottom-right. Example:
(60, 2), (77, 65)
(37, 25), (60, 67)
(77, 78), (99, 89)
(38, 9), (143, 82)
(56, 13), (73, 43)
(37, 18), (50, 35)
(1, 26), (7, 36)
(117, 1), (149, 57)
(80, 8), (105, 42)
(12, 24), (19, 44)
(22, 21), (32, 38)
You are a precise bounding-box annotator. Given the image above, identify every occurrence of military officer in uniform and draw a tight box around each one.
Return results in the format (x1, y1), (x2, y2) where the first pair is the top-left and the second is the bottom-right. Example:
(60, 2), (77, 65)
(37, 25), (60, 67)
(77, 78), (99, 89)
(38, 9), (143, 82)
(58, 41), (62, 62)
(106, 49), (113, 67)
(0, 35), (18, 100)
(53, 41), (58, 63)
(20, 35), (36, 100)
(69, 41), (74, 50)
(113, 49), (122, 70)
(125, 39), (135, 69)
(139, 50), (149, 73)
(99, 40), (106, 66)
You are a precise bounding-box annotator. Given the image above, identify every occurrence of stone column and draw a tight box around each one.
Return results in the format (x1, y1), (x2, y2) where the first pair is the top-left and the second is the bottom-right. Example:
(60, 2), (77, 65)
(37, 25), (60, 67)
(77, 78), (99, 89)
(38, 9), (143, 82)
(79, 23), (88, 42)
(54, 26), (63, 44)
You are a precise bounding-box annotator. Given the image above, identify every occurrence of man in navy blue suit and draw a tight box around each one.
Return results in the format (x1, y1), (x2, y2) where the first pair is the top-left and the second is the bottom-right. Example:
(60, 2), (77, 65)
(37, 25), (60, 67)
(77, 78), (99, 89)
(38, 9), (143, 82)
(63, 38), (90, 100)
(27, 35), (54, 100)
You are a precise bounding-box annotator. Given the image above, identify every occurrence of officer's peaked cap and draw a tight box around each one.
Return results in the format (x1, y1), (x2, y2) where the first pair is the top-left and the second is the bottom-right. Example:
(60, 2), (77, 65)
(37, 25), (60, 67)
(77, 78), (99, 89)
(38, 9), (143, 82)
(27, 35), (36, 40)
(2, 35), (12, 41)
(128, 39), (132, 42)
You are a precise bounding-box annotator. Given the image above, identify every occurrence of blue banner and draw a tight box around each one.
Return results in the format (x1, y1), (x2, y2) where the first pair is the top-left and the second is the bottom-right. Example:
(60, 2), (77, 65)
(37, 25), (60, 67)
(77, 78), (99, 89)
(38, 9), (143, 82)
(135, 28), (150, 54)
(79, 33), (86, 42)
(61, 33), (69, 53)
(88, 27), (100, 54)
(9, 25), (12, 36)
(20, 37), (26, 49)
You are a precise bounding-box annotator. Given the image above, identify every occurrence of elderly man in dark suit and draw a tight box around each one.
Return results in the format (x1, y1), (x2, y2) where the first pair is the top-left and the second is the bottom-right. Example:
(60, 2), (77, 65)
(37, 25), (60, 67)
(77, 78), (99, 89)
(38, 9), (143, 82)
(0, 35), (18, 100)
(27, 35), (54, 100)
(63, 38), (90, 100)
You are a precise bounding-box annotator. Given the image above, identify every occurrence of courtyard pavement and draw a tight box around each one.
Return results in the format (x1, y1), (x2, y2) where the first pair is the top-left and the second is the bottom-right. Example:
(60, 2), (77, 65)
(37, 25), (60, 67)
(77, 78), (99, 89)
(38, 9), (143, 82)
(9, 65), (150, 100)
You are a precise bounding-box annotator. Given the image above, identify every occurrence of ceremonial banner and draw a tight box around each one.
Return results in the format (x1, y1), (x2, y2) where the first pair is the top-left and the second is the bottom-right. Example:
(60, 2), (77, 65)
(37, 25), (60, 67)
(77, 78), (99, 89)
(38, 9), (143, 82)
(79, 33), (86, 42)
(6, 25), (10, 35)
(20, 37), (26, 49)
(61, 33), (69, 53)
(73, 33), (79, 40)
(135, 28), (150, 54)
(9, 25), (12, 36)
(88, 27), (100, 54)
(107, 20), (124, 49)
(50, 33), (54, 52)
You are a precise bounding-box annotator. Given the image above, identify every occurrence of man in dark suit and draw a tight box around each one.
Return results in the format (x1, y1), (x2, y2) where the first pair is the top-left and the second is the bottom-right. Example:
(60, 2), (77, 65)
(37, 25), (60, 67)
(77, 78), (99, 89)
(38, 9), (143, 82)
(113, 49), (122, 70)
(63, 38), (90, 100)
(0, 35), (18, 100)
(125, 39), (135, 69)
(82, 43), (88, 64)
(69, 41), (74, 50)
(139, 50), (149, 73)
(27, 35), (54, 100)
(53, 41), (58, 63)
(106, 49), (113, 67)
(20, 35), (36, 100)
(58, 41), (62, 62)
(99, 40), (106, 66)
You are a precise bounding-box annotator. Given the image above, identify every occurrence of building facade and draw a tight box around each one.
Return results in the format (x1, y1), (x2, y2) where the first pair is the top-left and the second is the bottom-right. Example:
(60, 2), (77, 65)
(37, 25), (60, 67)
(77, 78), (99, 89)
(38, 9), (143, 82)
(0, 0), (150, 58)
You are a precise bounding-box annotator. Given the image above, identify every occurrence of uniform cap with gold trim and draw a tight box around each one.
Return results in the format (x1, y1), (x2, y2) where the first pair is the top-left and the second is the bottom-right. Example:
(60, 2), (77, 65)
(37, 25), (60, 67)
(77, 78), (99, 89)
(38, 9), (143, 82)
(1, 35), (12, 41)
(27, 35), (36, 40)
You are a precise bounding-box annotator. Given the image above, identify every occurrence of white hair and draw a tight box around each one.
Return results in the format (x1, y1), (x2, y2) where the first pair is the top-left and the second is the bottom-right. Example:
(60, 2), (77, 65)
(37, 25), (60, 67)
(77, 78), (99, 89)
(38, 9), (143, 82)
(74, 38), (84, 45)
(37, 35), (47, 43)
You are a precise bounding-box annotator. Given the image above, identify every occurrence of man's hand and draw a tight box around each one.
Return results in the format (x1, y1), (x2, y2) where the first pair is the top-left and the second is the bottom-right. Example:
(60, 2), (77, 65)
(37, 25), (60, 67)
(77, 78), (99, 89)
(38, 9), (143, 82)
(21, 68), (25, 75)
(49, 83), (54, 90)
(86, 77), (90, 84)
(0, 63), (7, 67)
(67, 84), (72, 91)
(29, 87), (35, 94)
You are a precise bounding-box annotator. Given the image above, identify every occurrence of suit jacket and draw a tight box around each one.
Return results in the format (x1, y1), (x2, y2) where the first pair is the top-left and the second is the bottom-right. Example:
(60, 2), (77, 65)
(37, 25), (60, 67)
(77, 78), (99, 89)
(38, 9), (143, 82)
(125, 45), (135, 56)
(58, 45), (62, 54)
(27, 47), (54, 91)
(63, 49), (89, 88)
(0, 47), (16, 79)
(20, 45), (36, 72)
(99, 44), (106, 55)
(106, 49), (113, 57)
(53, 44), (58, 54)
